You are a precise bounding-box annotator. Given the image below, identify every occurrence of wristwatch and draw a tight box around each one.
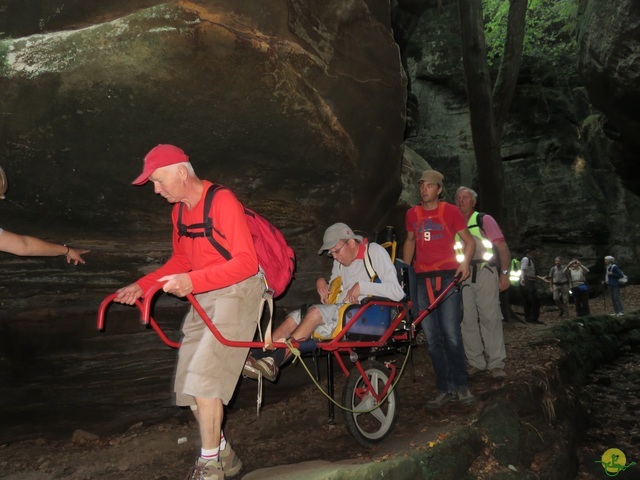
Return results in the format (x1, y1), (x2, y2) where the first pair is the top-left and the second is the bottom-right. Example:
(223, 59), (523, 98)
(501, 269), (509, 275)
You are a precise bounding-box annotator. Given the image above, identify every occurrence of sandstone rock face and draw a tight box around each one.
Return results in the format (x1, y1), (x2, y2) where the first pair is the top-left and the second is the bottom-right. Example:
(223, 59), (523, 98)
(2, 0), (640, 455)
(577, 0), (640, 193)
(398, 0), (640, 280)
(2, 0), (640, 296)
(0, 0), (406, 304)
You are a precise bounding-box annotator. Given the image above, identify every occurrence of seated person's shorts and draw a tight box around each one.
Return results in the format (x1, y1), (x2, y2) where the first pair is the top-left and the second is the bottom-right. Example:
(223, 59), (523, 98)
(288, 303), (344, 339)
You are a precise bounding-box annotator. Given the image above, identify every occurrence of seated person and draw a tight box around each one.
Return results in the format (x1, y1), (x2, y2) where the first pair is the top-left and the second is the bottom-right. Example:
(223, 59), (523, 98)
(243, 222), (405, 382)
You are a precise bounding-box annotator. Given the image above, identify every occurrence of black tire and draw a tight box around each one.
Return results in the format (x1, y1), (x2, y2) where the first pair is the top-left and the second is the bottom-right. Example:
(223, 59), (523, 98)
(342, 360), (399, 447)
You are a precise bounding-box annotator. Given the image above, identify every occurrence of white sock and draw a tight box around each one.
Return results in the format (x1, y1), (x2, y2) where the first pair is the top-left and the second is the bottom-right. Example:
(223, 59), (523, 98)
(201, 446), (220, 461)
(220, 431), (227, 451)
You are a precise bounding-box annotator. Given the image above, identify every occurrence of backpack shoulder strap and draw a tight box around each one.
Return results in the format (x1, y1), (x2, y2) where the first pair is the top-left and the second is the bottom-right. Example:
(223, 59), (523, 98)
(363, 242), (378, 282)
(203, 184), (232, 260)
(477, 212), (485, 232)
(437, 201), (453, 237)
(177, 184), (232, 260)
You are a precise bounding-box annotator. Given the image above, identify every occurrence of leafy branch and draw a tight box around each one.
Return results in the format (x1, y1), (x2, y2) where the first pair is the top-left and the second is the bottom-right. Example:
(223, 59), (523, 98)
(483, 0), (579, 80)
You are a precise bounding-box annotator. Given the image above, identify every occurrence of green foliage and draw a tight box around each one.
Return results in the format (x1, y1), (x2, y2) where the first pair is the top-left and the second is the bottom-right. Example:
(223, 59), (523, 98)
(483, 0), (579, 79)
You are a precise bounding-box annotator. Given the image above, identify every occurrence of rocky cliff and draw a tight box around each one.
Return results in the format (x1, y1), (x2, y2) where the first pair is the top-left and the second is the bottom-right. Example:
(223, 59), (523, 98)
(0, 0), (406, 304)
(396, 0), (640, 282)
(1, 0), (639, 303)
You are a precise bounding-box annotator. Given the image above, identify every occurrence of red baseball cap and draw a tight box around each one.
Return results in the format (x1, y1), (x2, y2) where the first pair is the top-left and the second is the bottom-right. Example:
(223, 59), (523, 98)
(132, 144), (189, 185)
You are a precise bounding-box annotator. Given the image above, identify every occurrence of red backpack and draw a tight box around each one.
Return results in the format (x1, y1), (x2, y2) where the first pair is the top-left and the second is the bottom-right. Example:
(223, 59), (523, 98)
(177, 184), (296, 298)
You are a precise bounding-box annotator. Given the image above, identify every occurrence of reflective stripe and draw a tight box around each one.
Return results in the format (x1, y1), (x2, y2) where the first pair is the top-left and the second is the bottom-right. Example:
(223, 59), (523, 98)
(509, 258), (521, 285)
(455, 211), (494, 266)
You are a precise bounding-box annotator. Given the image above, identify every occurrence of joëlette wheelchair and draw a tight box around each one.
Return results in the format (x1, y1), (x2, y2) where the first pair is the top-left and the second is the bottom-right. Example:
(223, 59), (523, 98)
(96, 227), (458, 448)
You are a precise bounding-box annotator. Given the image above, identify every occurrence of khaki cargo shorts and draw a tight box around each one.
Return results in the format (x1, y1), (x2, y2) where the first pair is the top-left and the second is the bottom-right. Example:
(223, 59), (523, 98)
(174, 275), (265, 406)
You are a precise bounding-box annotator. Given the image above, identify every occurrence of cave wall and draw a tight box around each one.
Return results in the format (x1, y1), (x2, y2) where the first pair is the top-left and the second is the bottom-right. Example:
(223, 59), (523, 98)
(0, 0), (406, 303)
(577, 0), (640, 195)
(1, 0), (640, 302)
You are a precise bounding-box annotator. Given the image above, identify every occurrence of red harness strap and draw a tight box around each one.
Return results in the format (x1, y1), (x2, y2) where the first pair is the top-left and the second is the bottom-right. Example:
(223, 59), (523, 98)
(425, 276), (441, 305)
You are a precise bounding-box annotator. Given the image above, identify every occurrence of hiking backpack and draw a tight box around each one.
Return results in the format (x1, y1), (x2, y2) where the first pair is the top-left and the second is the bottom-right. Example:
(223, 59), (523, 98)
(608, 264), (628, 285)
(177, 184), (296, 298)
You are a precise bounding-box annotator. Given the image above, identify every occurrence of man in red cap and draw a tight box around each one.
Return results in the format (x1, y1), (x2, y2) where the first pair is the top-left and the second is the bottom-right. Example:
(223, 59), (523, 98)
(115, 144), (264, 480)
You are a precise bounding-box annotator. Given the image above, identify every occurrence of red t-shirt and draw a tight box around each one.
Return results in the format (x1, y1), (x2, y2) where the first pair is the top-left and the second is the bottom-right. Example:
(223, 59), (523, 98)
(405, 201), (467, 273)
(136, 181), (258, 295)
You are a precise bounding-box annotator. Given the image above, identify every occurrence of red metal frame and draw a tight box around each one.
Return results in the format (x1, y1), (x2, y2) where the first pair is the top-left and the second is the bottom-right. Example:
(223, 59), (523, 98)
(97, 278), (458, 354)
(96, 277), (459, 409)
(97, 293), (181, 349)
(97, 278), (459, 353)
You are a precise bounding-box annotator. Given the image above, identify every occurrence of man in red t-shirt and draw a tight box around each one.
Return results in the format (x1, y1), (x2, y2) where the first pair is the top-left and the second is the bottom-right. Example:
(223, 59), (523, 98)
(115, 144), (264, 480)
(403, 169), (476, 409)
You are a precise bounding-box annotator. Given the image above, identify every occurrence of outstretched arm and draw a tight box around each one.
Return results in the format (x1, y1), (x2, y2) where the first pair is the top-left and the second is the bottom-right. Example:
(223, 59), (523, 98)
(0, 229), (88, 264)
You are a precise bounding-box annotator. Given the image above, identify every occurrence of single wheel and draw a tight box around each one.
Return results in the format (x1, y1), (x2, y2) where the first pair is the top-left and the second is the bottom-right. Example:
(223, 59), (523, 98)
(342, 359), (399, 447)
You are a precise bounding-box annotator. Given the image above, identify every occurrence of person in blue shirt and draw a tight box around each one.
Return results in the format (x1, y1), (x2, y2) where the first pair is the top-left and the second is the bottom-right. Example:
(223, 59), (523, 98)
(604, 256), (625, 316)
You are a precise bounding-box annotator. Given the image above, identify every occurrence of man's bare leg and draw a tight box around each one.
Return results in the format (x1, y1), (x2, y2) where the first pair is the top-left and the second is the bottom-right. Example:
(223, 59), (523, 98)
(246, 306), (327, 381)
(271, 316), (300, 342)
(272, 307), (326, 342)
(277, 307), (326, 363)
(288, 306), (325, 342)
(195, 397), (223, 450)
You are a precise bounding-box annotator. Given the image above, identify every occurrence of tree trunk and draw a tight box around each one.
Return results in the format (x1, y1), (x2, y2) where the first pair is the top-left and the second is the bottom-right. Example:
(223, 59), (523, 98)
(493, 0), (528, 136)
(457, 0), (505, 223)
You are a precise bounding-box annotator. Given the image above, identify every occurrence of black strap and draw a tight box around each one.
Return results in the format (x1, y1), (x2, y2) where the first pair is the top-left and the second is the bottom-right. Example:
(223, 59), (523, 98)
(176, 184), (232, 261)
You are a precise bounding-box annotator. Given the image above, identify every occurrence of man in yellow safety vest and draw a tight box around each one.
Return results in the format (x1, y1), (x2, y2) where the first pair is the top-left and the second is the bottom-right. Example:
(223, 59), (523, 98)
(455, 186), (511, 380)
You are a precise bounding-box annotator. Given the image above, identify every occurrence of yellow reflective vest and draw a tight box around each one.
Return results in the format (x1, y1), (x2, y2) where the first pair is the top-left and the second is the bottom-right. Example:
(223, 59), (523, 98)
(454, 211), (494, 266)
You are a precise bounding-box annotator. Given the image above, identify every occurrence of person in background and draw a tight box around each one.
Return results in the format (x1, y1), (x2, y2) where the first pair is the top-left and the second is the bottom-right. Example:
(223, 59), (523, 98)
(0, 228), (88, 264)
(548, 257), (570, 317)
(565, 259), (590, 317)
(604, 255), (625, 316)
(455, 186), (509, 380)
(0, 166), (88, 264)
(243, 222), (404, 382)
(403, 170), (476, 409)
(520, 246), (543, 324)
(114, 144), (264, 480)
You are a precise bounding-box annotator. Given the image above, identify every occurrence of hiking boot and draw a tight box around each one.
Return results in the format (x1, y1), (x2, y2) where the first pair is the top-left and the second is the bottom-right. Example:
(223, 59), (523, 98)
(184, 458), (224, 480)
(220, 444), (243, 478)
(254, 357), (279, 382)
(426, 391), (455, 410)
(489, 368), (507, 380)
(242, 355), (260, 381)
(467, 365), (486, 377)
(456, 388), (476, 405)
